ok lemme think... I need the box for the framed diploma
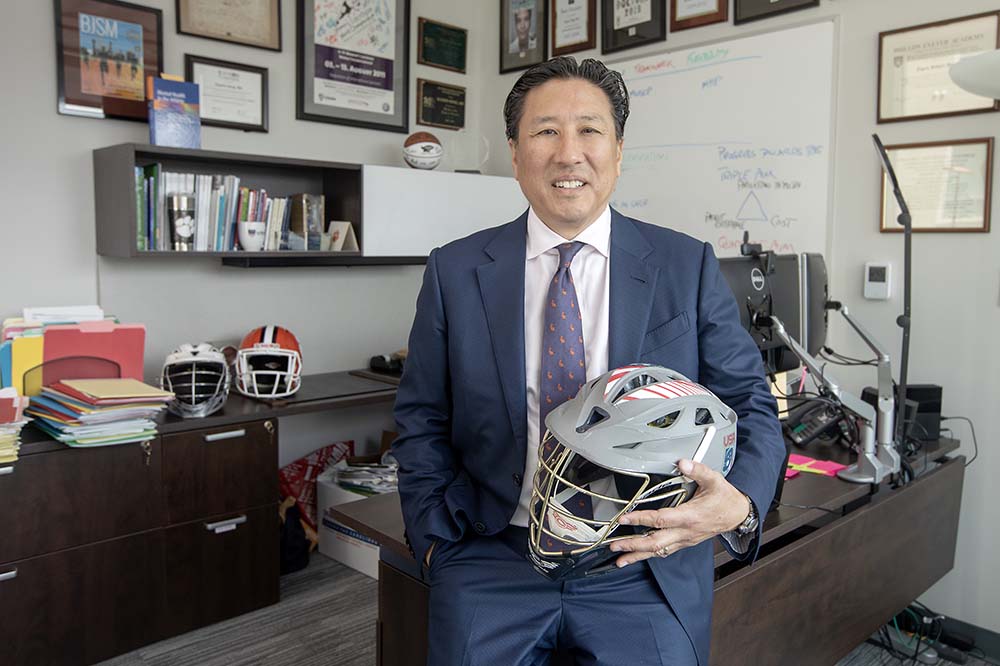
[501,0,548,73]
[551,0,596,56]
[176,0,281,51]
[54,0,163,122]
[671,0,727,33]
[734,0,818,25]
[418,18,467,74]
[878,12,1000,124]
[185,55,268,132]
[296,0,410,133]
[601,0,665,55]
[417,79,466,131]
[880,138,993,233]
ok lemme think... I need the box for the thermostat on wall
[864,262,891,300]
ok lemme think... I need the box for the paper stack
[329,458,398,496]
[0,387,30,463]
[26,378,173,447]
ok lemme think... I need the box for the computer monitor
[799,253,828,355]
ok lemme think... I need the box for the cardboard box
[316,473,379,579]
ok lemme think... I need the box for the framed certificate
[670,0,727,33]
[297,0,410,133]
[879,138,993,233]
[185,55,268,132]
[551,0,596,56]
[734,0,818,25]
[601,0,665,55]
[417,79,466,131]
[176,0,281,51]
[501,0,548,73]
[418,18,467,74]
[878,12,1000,124]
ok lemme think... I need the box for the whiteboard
[609,21,836,256]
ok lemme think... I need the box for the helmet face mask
[234,326,303,400]
[161,343,230,418]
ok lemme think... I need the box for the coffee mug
[237,220,267,252]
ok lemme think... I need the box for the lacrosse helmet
[234,325,303,399]
[528,364,738,581]
[161,343,230,418]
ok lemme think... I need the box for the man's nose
[554,133,583,164]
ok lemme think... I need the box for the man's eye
[582,127,599,134]
[536,129,557,136]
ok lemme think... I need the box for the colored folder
[41,322,145,385]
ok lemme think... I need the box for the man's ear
[508,137,519,179]
[615,138,623,177]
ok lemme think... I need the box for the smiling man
[392,57,785,665]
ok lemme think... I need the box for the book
[147,76,201,149]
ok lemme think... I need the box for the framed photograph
[297,0,410,133]
[176,0,281,51]
[418,18,467,74]
[417,79,466,130]
[601,0,666,55]
[671,0,727,32]
[878,12,1000,124]
[185,55,268,132]
[54,0,163,121]
[500,0,548,74]
[551,0,595,56]
[879,138,993,233]
[734,0,818,25]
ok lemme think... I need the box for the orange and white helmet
[234,325,302,399]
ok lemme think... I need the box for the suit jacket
[392,209,786,665]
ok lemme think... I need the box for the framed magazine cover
[601,0,666,55]
[54,0,163,121]
[500,0,548,74]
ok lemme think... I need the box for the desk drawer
[0,440,163,564]
[162,419,277,525]
[162,503,279,636]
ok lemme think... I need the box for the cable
[776,501,840,515]
[970,648,1000,666]
[941,415,979,468]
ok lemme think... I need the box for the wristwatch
[734,493,759,537]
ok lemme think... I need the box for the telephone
[783,400,845,447]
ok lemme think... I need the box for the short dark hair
[503,56,630,142]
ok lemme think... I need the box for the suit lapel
[609,210,658,368]
[477,214,528,446]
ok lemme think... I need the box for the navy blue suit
[393,209,786,664]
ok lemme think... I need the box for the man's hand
[609,458,750,567]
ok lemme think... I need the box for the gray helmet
[528,364,737,580]
[160,343,230,418]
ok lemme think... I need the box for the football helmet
[160,343,230,418]
[234,325,303,399]
[528,364,738,581]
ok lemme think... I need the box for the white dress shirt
[510,206,611,528]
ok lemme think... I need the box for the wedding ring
[655,545,670,558]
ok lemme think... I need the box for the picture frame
[734,0,818,25]
[417,78,466,131]
[185,55,269,132]
[877,12,1000,124]
[601,0,666,55]
[176,0,281,51]
[879,138,993,233]
[550,0,596,57]
[54,0,163,121]
[418,18,467,74]
[500,0,548,74]
[296,0,410,133]
[671,0,727,33]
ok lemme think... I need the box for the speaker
[861,384,942,441]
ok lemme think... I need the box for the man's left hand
[609,458,750,567]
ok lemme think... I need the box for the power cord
[941,416,979,468]
[775,501,840,515]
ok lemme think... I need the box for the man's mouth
[553,179,586,189]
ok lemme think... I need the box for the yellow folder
[11,335,43,395]
[59,378,173,400]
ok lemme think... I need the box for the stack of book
[328,458,399,496]
[26,378,173,447]
[0,387,30,464]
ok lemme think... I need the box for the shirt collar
[526,206,611,260]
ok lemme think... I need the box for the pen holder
[237,220,267,252]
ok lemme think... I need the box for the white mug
[237,220,267,252]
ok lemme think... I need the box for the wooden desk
[333,440,965,666]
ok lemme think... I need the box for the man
[393,57,786,665]
[510,7,535,54]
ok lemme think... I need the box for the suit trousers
[425,525,699,666]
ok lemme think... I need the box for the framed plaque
[601,0,666,55]
[185,55,268,132]
[671,0,727,32]
[878,12,1000,124]
[551,0,596,56]
[734,0,818,25]
[417,79,466,130]
[879,138,993,233]
[297,0,410,133]
[500,0,548,74]
[418,18,467,74]
[176,0,281,51]
[55,0,163,121]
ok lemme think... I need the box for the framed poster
[551,0,596,56]
[418,18,467,74]
[185,55,268,132]
[297,0,410,133]
[176,0,281,51]
[879,138,993,233]
[417,79,466,130]
[500,0,548,73]
[734,0,818,25]
[601,0,666,55]
[877,12,1000,124]
[671,0,727,32]
[54,0,163,121]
